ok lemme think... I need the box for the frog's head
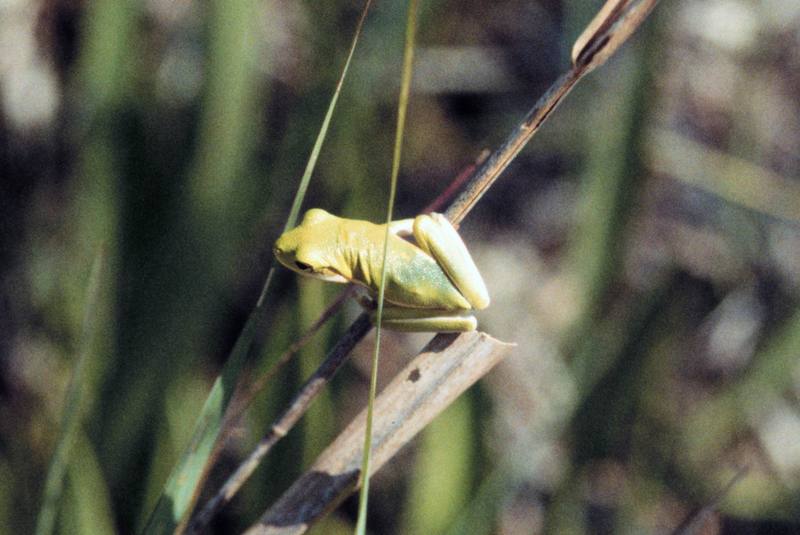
[273,208,350,283]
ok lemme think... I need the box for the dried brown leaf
[243,332,513,535]
[572,0,660,73]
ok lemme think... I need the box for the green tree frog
[273,208,490,332]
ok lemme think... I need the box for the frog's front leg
[369,304,478,332]
[412,213,490,310]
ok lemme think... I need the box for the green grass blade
[403,397,474,535]
[284,0,374,233]
[62,434,116,535]
[141,3,373,533]
[35,250,105,535]
[443,468,508,535]
[142,308,264,535]
[355,1,418,533]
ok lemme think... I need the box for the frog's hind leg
[412,213,490,310]
[369,306,477,332]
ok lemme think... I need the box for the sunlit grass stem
[355,0,418,533]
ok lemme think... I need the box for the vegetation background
[2,0,799,533]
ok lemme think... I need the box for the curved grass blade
[355,1,419,533]
[141,3,374,533]
[35,249,105,535]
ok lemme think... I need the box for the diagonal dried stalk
[244,332,514,535]
[186,315,373,534]
[187,0,661,530]
[572,0,660,74]
[446,0,661,225]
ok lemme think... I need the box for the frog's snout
[272,244,283,264]
[273,234,290,258]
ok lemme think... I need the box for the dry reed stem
[186,314,373,534]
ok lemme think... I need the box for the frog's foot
[368,306,477,332]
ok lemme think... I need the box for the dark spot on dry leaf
[407,368,421,382]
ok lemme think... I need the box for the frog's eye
[295,261,313,272]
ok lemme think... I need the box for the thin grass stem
[355,1,418,533]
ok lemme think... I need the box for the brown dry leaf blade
[244,331,513,535]
[571,0,659,72]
